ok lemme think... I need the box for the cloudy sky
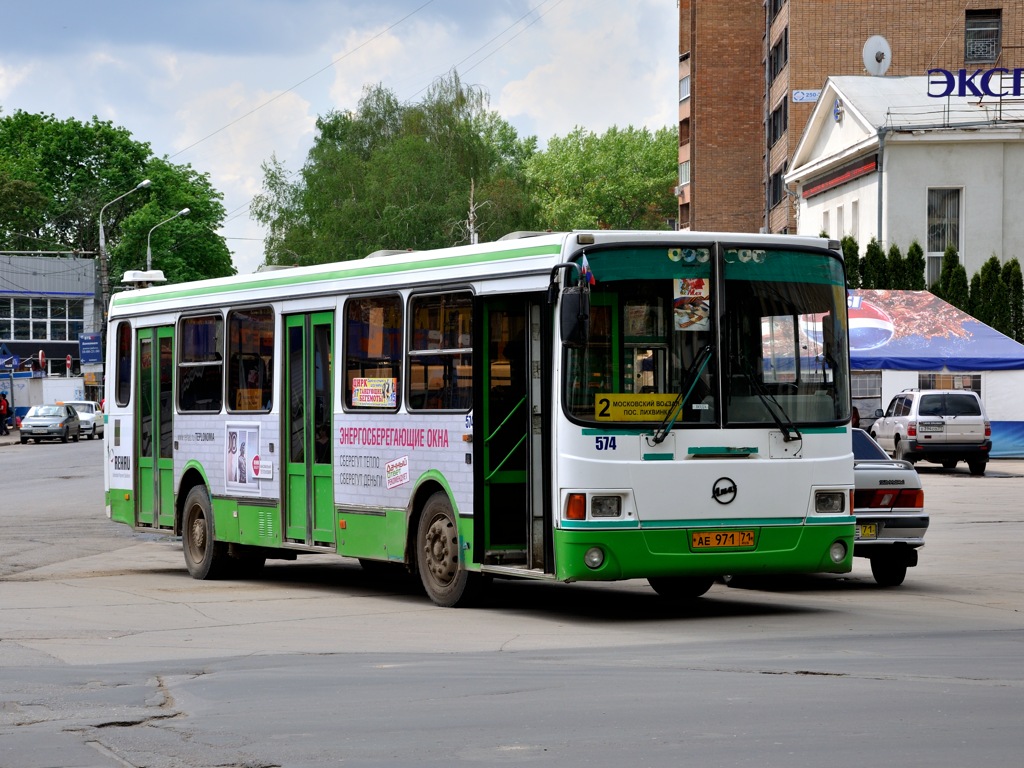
[0,0,677,275]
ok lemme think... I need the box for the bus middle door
[135,326,175,529]
[476,297,550,572]
[283,312,335,547]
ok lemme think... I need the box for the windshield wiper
[741,369,802,443]
[652,344,713,444]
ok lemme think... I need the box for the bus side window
[344,295,402,410]
[178,314,224,413]
[408,291,472,411]
[226,306,274,412]
[115,320,132,407]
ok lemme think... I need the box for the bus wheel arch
[181,481,229,580]
[411,487,484,607]
[176,467,209,536]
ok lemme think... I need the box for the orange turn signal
[566,493,586,520]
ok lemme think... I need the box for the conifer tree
[934,243,969,310]
[862,237,887,288]
[904,240,927,290]
[887,243,906,289]
[841,235,860,288]
[1001,258,1024,342]
[978,255,1010,334]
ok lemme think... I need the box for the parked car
[60,400,104,439]
[20,404,81,444]
[853,427,928,586]
[869,388,991,475]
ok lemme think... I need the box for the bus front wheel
[648,576,715,600]
[416,492,483,607]
[183,485,229,580]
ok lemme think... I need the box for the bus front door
[135,326,175,529]
[283,312,335,547]
[477,298,550,571]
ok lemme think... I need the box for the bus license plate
[692,530,755,549]
[857,523,877,540]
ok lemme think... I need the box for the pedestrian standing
[0,392,10,435]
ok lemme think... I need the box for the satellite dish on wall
[862,35,892,76]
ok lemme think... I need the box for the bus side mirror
[560,286,590,348]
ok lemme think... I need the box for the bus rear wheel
[416,492,483,607]
[648,576,715,600]
[183,485,229,580]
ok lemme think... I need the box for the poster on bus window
[352,377,397,408]
[674,277,710,331]
[226,423,261,493]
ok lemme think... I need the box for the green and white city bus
[104,230,855,606]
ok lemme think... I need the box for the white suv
[62,400,104,440]
[870,389,991,475]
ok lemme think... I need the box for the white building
[785,75,1024,286]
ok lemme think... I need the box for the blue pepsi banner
[848,290,1024,371]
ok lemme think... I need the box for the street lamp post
[146,208,190,271]
[98,179,151,318]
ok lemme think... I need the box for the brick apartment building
[677,1,1024,235]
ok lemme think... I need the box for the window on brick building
[678,75,690,102]
[767,101,788,148]
[768,28,788,86]
[768,0,786,25]
[678,161,690,187]
[965,10,1001,63]
[768,163,787,209]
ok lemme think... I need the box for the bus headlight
[814,491,846,514]
[590,496,622,518]
[584,547,605,569]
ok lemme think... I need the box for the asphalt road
[1,438,1022,768]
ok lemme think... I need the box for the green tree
[841,235,860,288]
[0,111,151,254]
[887,243,906,289]
[525,125,677,230]
[862,237,887,288]
[968,272,983,318]
[976,255,1009,334]
[113,158,234,285]
[253,73,540,267]
[934,243,969,310]
[0,170,48,242]
[0,111,234,285]
[904,240,927,290]
[1001,258,1024,342]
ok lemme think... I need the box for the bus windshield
[564,244,850,428]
